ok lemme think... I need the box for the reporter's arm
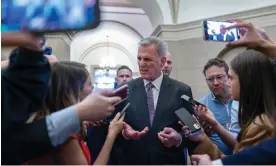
[1,44,52,164]
[189,132,224,160]
[46,106,81,146]
[1,32,42,49]
[213,124,236,149]
[3,48,51,105]
[258,39,276,59]
[93,134,117,165]
[59,139,88,165]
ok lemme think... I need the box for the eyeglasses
[206,74,227,84]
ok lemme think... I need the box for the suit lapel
[131,78,151,128]
[152,76,172,129]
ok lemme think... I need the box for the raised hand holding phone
[181,95,213,135]
[181,95,206,107]
[108,112,126,138]
[194,105,218,128]
[175,107,201,133]
[112,84,129,106]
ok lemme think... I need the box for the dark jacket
[1,48,53,164]
[222,138,276,165]
[111,76,198,165]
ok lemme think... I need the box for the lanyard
[225,101,233,130]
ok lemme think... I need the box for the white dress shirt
[143,74,163,109]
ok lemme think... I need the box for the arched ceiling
[70,21,142,72]
[128,0,165,29]
[67,0,276,41]
[101,0,167,28]
[98,0,276,26]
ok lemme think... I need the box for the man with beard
[199,58,240,155]
[162,52,173,76]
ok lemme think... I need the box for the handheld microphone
[181,94,206,107]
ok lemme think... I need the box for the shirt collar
[143,74,163,91]
[210,92,231,104]
[211,93,217,100]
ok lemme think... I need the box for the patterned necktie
[146,82,155,125]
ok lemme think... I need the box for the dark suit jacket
[1,48,53,164]
[221,138,276,165]
[112,75,198,165]
[216,32,235,41]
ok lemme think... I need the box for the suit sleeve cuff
[212,159,223,165]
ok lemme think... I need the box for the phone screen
[203,20,240,42]
[1,0,100,33]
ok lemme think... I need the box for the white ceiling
[100,0,276,27]
[178,0,276,23]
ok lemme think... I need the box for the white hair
[138,36,168,57]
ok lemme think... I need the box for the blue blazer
[221,138,276,165]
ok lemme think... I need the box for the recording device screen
[1,0,99,33]
[203,20,240,42]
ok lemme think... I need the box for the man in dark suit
[111,36,201,165]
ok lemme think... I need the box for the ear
[160,56,166,67]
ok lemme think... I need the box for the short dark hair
[203,58,229,76]
[117,65,132,75]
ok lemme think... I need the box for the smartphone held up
[203,20,240,42]
[112,84,129,106]
[1,0,100,33]
[175,107,201,133]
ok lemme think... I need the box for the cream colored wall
[1,34,70,61]
[45,37,70,61]
[177,0,276,23]
[70,22,141,73]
